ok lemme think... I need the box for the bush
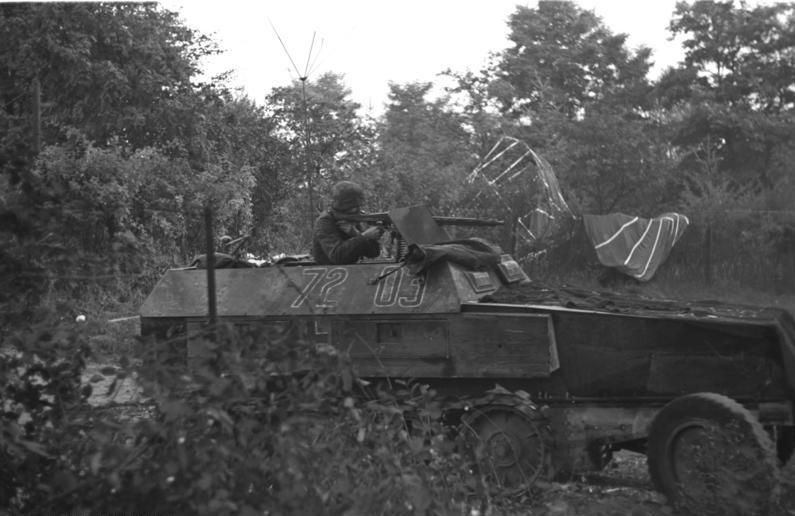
[2,322,486,515]
[0,317,92,511]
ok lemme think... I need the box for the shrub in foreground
[3,322,490,515]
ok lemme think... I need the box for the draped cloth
[405,238,502,275]
[583,212,689,282]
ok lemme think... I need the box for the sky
[159,0,686,113]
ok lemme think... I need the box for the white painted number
[290,267,349,309]
[290,266,425,310]
[374,267,426,308]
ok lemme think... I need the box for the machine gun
[339,206,504,262]
[342,211,504,230]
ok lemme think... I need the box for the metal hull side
[464,302,792,399]
[139,262,502,319]
[334,311,557,379]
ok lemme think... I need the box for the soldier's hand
[361,225,384,240]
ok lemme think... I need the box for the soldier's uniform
[312,181,381,265]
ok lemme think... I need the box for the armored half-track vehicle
[140,205,795,513]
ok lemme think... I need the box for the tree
[178,89,279,254]
[664,1,795,187]
[0,2,282,245]
[481,1,664,216]
[265,73,376,250]
[0,2,217,156]
[562,109,672,214]
[0,2,278,315]
[496,1,652,120]
[670,0,795,110]
[441,67,506,161]
[658,1,795,281]
[364,82,473,214]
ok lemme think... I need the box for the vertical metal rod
[301,78,315,232]
[704,224,712,287]
[204,206,217,329]
[31,77,41,154]
[510,215,518,257]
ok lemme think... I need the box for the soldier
[312,181,384,265]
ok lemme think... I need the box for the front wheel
[466,405,550,493]
[647,392,778,516]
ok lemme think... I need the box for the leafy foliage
[0,319,91,511]
[0,2,278,308]
[452,1,668,217]
[4,1,795,512]
[665,1,795,186]
[363,82,474,214]
[2,323,488,515]
[497,1,653,119]
[0,2,215,152]
[264,73,377,251]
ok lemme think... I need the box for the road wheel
[647,392,778,516]
[467,406,550,493]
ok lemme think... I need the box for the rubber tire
[647,392,778,516]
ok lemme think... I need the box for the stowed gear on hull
[140,205,795,511]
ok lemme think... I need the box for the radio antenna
[268,18,302,78]
[268,19,321,235]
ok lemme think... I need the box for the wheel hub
[670,424,715,487]
[470,406,548,491]
[486,430,520,467]
[647,394,779,516]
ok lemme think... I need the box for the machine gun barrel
[433,216,504,227]
[344,212,503,227]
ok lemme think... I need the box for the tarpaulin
[583,212,689,282]
[405,238,502,275]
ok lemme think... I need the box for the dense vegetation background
[1,1,795,514]
[3,1,795,316]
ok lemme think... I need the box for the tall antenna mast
[270,20,320,233]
